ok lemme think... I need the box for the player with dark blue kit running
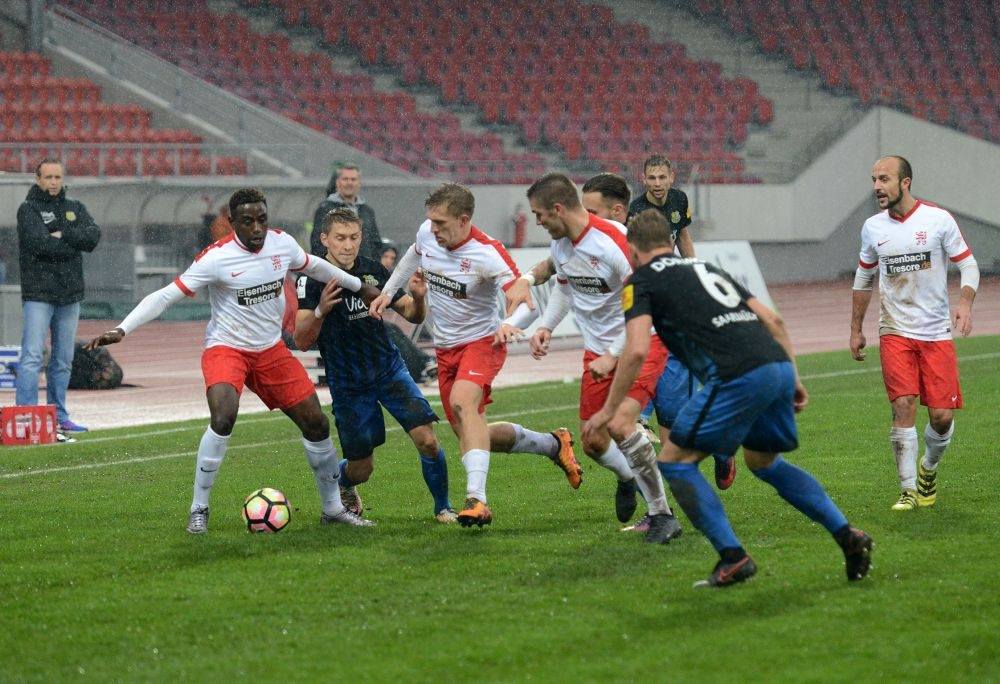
[584,209,873,588]
[295,207,457,524]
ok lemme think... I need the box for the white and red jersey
[858,200,973,341]
[413,220,520,349]
[549,216,632,354]
[176,229,311,351]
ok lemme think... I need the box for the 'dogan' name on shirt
[237,278,283,306]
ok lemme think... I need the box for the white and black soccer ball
[242,487,291,533]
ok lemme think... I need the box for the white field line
[4,351,997,480]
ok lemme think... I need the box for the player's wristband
[522,273,536,286]
[314,306,325,320]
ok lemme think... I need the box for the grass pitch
[2,337,999,682]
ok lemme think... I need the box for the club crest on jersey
[65,211,77,222]
[362,274,379,286]
[459,258,472,273]
[915,231,927,245]
[590,256,600,269]
[271,255,282,271]
[670,210,681,224]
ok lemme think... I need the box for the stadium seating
[269,0,769,182]
[692,0,1000,144]
[0,50,248,176]
[54,0,766,183]
[54,0,547,184]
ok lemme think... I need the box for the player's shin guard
[303,436,343,514]
[890,426,919,490]
[619,430,671,515]
[421,448,451,513]
[750,456,848,534]
[922,421,953,469]
[461,448,490,502]
[192,426,229,509]
[658,461,740,552]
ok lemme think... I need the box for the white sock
[890,426,918,490]
[303,436,343,516]
[618,430,671,515]
[462,448,490,502]
[921,422,953,470]
[510,423,559,457]
[594,442,634,482]
[191,426,229,511]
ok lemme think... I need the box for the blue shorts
[651,353,697,429]
[330,354,439,460]
[668,361,799,457]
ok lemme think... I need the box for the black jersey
[627,188,692,243]
[624,254,788,383]
[297,256,405,390]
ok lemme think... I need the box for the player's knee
[411,428,440,456]
[209,414,237,436]
[348,458,374,483]
[299,411,330,442]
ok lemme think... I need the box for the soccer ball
[242,487,291,533]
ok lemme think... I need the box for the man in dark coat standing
[15,158,101,436]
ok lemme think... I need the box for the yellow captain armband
[621,284,634,311]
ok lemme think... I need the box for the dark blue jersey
[624,255,787,383]
[296,256,406,390]
[627,188,691,243]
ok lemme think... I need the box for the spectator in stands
[15,158,101,439]
[379,244,398,271]
[294,208,457,523]
[627,154,695,258]
[310,163,383,261]
[850,155,979,512]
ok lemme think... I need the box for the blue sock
[640,400,654,422]
[338,459,357,489]
[421,448,451,513]
[658,461,740,552]
[751,456,848,534]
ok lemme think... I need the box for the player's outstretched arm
[504,257,555,315]
[84,283,186,350]
[84,327,124,351]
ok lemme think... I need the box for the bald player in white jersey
[850,155,978,511]
[526,172,682,545]
[86,188,381,532]
[371,182,583,528]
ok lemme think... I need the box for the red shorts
[202,342,315,411]
[879,334,963,408]
[435,336,507,424]
[579,335,668,420]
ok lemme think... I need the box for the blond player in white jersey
[850,156,979,511]
[86,188,382,532]
[370,183,583,528]
[525,173,682,544]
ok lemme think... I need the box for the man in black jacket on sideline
[15,158,101,438]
